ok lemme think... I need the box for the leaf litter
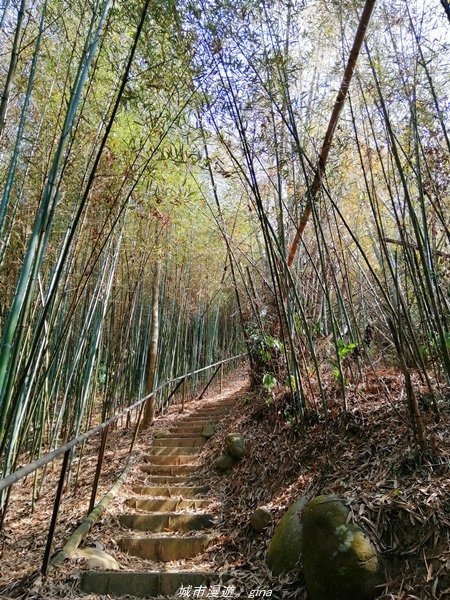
[0,368,449,599]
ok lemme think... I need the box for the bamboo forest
[0,0,448,598]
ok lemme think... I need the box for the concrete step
[198,405,233,410]
[195,410,229,416]
[141,464,199,476]
[172,422,212,429]
[180,413,221,418]
[119,512,216,532]
[178,417,219,423]
[125,497,211,511]
[80,570,219,597]
[118,534,212,561]
[169,429,209,436]
[153,437,205,447]
[154,432,207,439]
[133,485,209,497]
[171,425,210,437]
[173,419,216,426]
[149,446,200,456]
[142,475,195,485]
[144,455,199,465]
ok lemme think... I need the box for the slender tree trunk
[441,0,450,23]
[0,0,27,140]
[0,1,12,31]
[142,259,161,429]
[287,0,377,266]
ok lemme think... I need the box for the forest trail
[77,377,248,598]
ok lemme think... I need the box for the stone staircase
[79,397,236,598]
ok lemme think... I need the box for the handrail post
[42,448,70,576]
[88,425,109,514]
[0,486,12,533]
[181,377,186,413]
[220,363,224,394]
[198,364,222,400]
[130,400,146,453]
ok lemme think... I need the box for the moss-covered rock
[250,506,271,532]
[202,423,216,439]
[302,495,384,600]
[214,453,234,472]
[266,496,308,575]
[225,433,246,459]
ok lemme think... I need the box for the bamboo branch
[383,237,450,260]
[287,0,377,267]
[0,0,26,139]
[441,0,450,23]
[51,454,133,567]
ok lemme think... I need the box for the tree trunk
[287,0,377,267]
[0,0,27,140]
[441,0,450,23]
[142,259,161,429]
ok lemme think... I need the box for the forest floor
[0,367,449,599]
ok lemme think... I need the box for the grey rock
[225,433,246,459]
[250,506,271,532]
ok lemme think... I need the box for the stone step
[170,428,209,436]
[118,534,212,561]
[133,485,209,497]
[174,419,216,426]
[163,426,208,441]
[179,417,220,423]
[170,421,214,437]
[125,497,211,511]
[143,475,195,485]
[194,407,231,413]
[153,437,205,447]
[141,464,199,476]
[144,454,198,465]
[80,570,219,597]
[182,412,221,418]
[195,410,229,416]
[119,512,216,532]
[149,446,200,456]
[198,402,235,408]
[194,406,227,410]
[172,421,213,428]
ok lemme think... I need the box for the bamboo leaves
[0,0,113,443]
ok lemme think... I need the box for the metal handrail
[0,353,244,493]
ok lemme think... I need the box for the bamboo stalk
[287,0,377,266]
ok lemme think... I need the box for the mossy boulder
[250,506,271,532]
[225,433,246,459]
[214,454,234,472]
[202,423,216,439]
[302,495,384,600]
[266,496,308,575]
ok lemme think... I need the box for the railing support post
[88,425,109,514]
[130,400,145,453]
[181,377,187,413]
[42,449,70,576]
[0,486,12,532]
[220,363,224,394]
[198,364,221,400]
